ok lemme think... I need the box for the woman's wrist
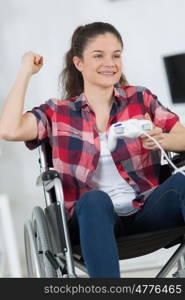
[17,66,33,79]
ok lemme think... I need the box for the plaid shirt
[25,85,179,219]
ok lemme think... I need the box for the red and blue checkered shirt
[25,85,179,219]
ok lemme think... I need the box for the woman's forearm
[141,124,185,152]
[162,132,185,152]
[0,68,31,138]
[0,52,43,140]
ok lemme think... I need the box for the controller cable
[142,131,185,176]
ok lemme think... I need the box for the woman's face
[73,33,123,89]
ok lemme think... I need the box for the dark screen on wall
[163,53,185,103]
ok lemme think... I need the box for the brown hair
[59,22,128,99]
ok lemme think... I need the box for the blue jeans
[68,173,185,278]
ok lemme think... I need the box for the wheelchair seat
[24,139,185,278]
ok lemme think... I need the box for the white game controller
[108,119,153,152]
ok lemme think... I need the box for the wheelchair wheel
[24,206,57,277]
[173,255,185,278]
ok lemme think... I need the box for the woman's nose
[103,56,115,66]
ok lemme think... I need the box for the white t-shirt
[89,132,137,216]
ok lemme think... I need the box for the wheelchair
[24,140,185,278]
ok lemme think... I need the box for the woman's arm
[0,52,43,141]
[140,114,185,152]
[159,122,185,152]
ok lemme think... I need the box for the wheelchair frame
[24,142,185,278]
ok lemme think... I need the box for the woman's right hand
[20,51,44,76]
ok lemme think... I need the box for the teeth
[100,72,114,75]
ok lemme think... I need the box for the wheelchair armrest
[159,151,185,184]
[36,169,60,186]
[170,152,185,169]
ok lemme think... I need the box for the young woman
[1,22,185,278]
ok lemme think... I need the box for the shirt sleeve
[24,100,53,150]
[143,88,179,133]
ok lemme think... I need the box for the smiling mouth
[98,72,116,76]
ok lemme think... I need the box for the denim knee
[169,173,185,188]
[167,173,185,197]
[75,190,114,217]
[172,173,185,218]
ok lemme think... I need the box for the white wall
[0,0,185,277]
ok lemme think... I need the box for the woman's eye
[93,55,121,59]
[94,55,103,58]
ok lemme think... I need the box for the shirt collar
[73,83,127,112]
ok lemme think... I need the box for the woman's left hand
[140,113,165,150]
